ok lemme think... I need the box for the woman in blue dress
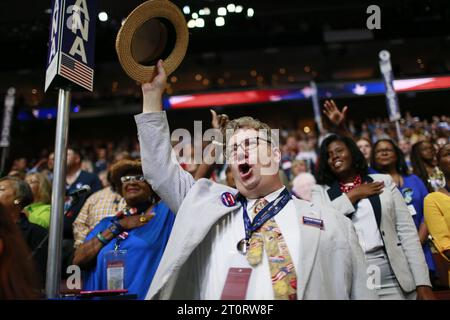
[371,139,436,279]
[73,159,175,299]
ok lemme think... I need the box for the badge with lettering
[105,250,127,290]
[221,192,237,207]
[302,216,324,230]
[407,204,417,216]
[221,267,252,300]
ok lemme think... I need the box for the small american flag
[60,52,93,91]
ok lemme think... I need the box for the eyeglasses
[226,137,269,159]
[120,175,145,183]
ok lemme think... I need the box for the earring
[13,199,20,206]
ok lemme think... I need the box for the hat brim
[116,0,188,83]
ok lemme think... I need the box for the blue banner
[45,0,97,91]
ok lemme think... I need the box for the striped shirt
[73,187,126,248]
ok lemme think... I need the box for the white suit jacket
[312,174,431,293]
[135,112,378,300]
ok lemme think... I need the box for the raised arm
[135,60,195,213]
[194,110,229,180]
[323,100,353,139]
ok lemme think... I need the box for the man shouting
[134,60,377,300]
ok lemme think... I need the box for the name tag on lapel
[302,216,324,230]
[407,204,417,216]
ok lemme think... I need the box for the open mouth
[238,163,253,180]
[333,160,343,169]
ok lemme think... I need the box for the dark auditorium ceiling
[1,0,450,103]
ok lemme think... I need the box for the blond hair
[25,172,52,204]
[224,116,278,147]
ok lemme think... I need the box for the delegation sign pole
[44,0,96,298]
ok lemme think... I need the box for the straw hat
[116,0,189,83]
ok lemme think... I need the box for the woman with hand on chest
[312,135,434,300]
[73,160,175,299]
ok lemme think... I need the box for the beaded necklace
[339,175,362,193]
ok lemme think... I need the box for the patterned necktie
[246,198,297,300]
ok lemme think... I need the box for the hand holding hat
[116,0,188,83]
[142,59,167,113]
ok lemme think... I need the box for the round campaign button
[221,192,237,207]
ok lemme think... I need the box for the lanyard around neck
[238,188,291,241]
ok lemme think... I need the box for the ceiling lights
[98,11,108,22]
[185,3,254,29]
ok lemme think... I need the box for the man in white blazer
[135,60,377,300]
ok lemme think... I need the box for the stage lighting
[98,12,108,22]
[218,7,227,16]
[227,4,236,12]
[187,19,196,28]
[215,17,225,27]
[195,18,205,28]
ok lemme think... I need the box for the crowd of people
[1,62,449,300]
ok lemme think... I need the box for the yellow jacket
[424,192,450,253]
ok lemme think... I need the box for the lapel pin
[221,192,237,207]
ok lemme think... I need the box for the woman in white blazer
[312,134,434,300]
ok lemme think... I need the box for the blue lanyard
[238,188,291,241]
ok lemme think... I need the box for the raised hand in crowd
[194,110,230,180]
[346,181,385,205]
[210,109,229,130]
[323,99,348,127]
[323,99,353,138]
[31,158,48,171]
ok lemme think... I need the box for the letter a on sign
[69,36,87,63]
[366,5,381,30]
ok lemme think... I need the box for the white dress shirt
[352,198,384,253]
